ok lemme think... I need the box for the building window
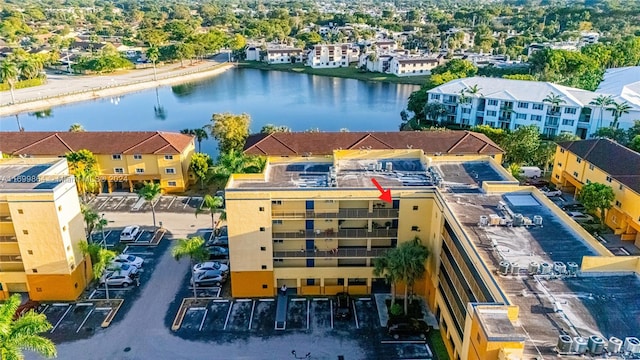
[486,110,497,117]
[586,179,591,184]
[555,174,560,179]
[531,115,542,121]
[272,200,282,205]
[167,181,177,187]
[58,205,62,211]
[36,287,42,292]
[165,168,176,174]
[573,171,579,177]
[133,154,142,160]
[27,250,33,255]
[272,220,283,225]
[260,246,266,251]
[22,230,28,235]
[164,155,174,160]
[260,227,266,232]
[259,207,265,211]
[462,108,471,114]
[557,162,562,167]
[562,119,575,126]
[273,240,283,243]
[516,113,527,120]
[606,176,612,182]
[517,102,529,109]
[560,149,565,153]
[589,164,594,170]
[564,107,577,114]
[112,154,122,160]
[615,200,622,207]
[262,284,268,289]
[261,265,267,269]
[17,209,23,214]
[114,168,124,174]
[532,103,544,110]
[576,157,582,163]
[62,226,67,231]
[488,99,498,106]
[411,226,420,231]
[619,184,623,190]
[430,94,440,100]
[32,269,37,273]
[135,168,144,174]
[413,206,419,211]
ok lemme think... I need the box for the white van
[519,166,542,178]
[120,226,141,242]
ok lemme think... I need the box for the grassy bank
[238,61,429,85]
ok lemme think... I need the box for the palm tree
[211,150,266,182]
[607,100,632,129]
[392,238,429,315]
[0,59,20,104]
[69,123,85,132]
[196,195,224,230]
[138,182,162,231]
[466,84,482,96]
[146,46,159,81]
[542,92,566,114]
[373,252,399,306]
[90,246,117,300]
[18,58,39,80]
[180,128,209,152]
[172,236,209,298]
[82,204,100,239]
[0,294,57,359]
[589,95,614,131]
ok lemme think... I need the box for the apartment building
[390,57,441,76]
[426,77,640,138]
[306,44,350,68]
[552,139,640,245]
[228,131,640,360]
[0,157,90,301]
[265,46,304,64]
[0,131,195,194]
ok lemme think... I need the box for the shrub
[0,77,45,91]
[390,303,403,316]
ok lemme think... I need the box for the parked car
[13,300,40,320]
[523,179,550,188]
[112,254,144,268]
[191,269,227,287]
[387,318,430,339]
[335,292,352,320]
[562,203,586,212]
[193,261,229,273]
[106,263,139,276]
[540,187,562,197]
[519,166,542,179]
[207,245,229,259]
[206,236,228,247]
[120,225,141,242]
[100,272,135,287]
[568,211,595,223]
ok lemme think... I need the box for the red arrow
[371,178,392,203]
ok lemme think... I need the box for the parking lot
[87,194,204,213]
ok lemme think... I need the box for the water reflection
[0,68,419,155]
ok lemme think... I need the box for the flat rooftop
[230,159,507,190]
[445,188,640,357]
[0,159,68,192]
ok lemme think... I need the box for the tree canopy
[208,113,251,154]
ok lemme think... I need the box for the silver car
[191,270,227,287]
[100,272,135,287]
[112,254,144,268]
[193,261,229,273]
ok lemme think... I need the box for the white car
[568,212,595,223]
[112,254,144,268]
[120,226,141,242]
[106,263,139,276]
[541,188,562,197]
[193,261,229,273]
[100,273,135,287]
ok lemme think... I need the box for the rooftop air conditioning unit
[557,335,573,353]
[624,337,640,353]
[608,337,623,353]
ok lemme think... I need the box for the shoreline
[236,61,429,85]
[0,62,235,117]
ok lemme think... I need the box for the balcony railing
[272,208,399,219]
[0,215,11,222]
[272,228,398,239]
[547,109,561,116]
[273,247,391,258]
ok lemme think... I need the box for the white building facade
[426,77,640,138]
[306,44,349,68]
[390,57,440,76]
[265,47,303,64]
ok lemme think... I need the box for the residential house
[0,131,195,194]
[265,46,304,64]
[389,56,441,76]
[306,44,350,68]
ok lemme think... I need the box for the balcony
[272,208,399,219]
[272,228,398,239]
[273,247,391,258]
[0,215,11,222]
[547,109,561,116]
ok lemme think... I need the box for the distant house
[306,44,350,68]
[69,41,108,52]
[265,46,303,64]
[245,46,260,61]
[390,56,441,76]
[374,39,397,53]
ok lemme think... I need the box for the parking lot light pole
[100,213,106,249]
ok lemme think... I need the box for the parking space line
[236,299,251,302]
[76,307,95,333]
[40,304,49,314]
[352,301,359,329]
[358,298,371,301]
[291,298,306,302]
[124,251,153,256]
[223,301,233,330]
[123,245,129,253]
[215,287,221,297]
[313,298,328,301]
[330,299,334,329]
[50,305,72,333]
[306,299,310,330]
[212,299,229,303]
[115,197,127,209]
[88,289,97,299]
[199,308,208,332]
[167,196,177,209]
[183,197,191,209]
[380,340,427,344]
[248,300,256,330]
[259,298,274,302]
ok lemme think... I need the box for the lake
[0,68,419,156]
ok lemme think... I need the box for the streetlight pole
[100,213,106,249]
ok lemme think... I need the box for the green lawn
[237,61,429,85]
[429,330,450,360]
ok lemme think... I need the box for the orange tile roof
[244,131,503,156]
[0,131,194,155]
